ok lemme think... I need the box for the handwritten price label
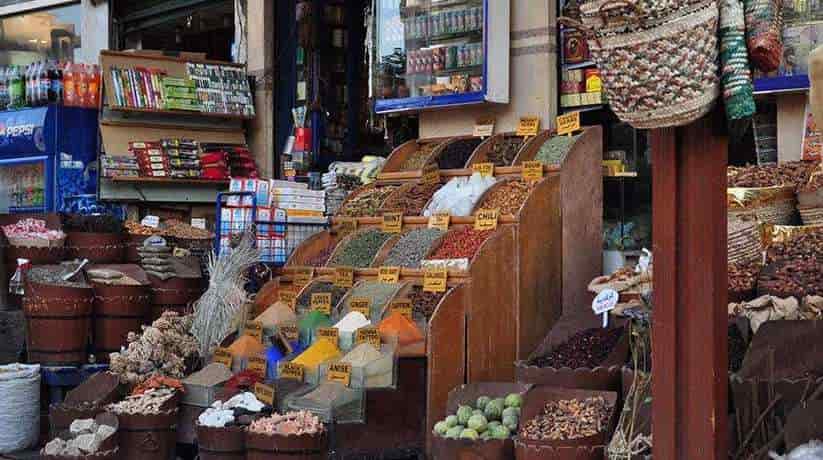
[424,266,448,293]
[278,290,297,309]
[382,212,403,234]
[254,383,275,406]
[517,116,541,137]
[280,362,304,381]
[379,266,401,284]
[337,218,358,235]
[474,209,500,231]
[213,347,232,368]
[473,119,495,138]
[327,362,352,386]
[557,112,581,136]
[429,212,450,231]
[334,266,354,288]
[522,161,544,182]
[472,162,495,178]
[355,327,382,348]
[293,267,314,287]
[350,297,372,319]
[244,321,263,342]
[280,324,299,342]
[391,299,413,320]
[311,293,332,315]
[317,328,340,347]
[247,356,267,377]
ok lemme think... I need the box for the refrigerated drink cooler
[0,105,99,213]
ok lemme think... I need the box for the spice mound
[728,161,816,189]
[380,182,442,216]
[381,228,444,268]
[427,228,493,260]
[198,392,266,428]
[107,387,177,415]
[519,396,612,441]
[337,185,398,217]
[161,218,213,240]
[379,312,424,346]
[343,281,400,319]
[424,174,497,217]
[534,135,580,166]
[109,311,199,384]
[475,180,535,216]
[249,411,324,436]
[296,281,347,314]
[42,418,117,457]
[401,142,440,170]
[486,136,525,166]
[436,138,483,169]
[530,327,624,369]
[328,229,393,268]
[408,287,445,320]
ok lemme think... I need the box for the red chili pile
[530,327,624,369]
[427,228,493,259]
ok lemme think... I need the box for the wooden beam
[651,116,729,459]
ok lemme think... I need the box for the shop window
[0,2,81,65]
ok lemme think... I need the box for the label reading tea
[278,291,297,309]
[379,266,401,284]
[522,161,544,182]
[248,356,267,377]
[327,362,352,386]
[280,362,304,381]
[317,328,340,346]
[356,327,382,348]
[473,119,495,138]
[293,267,314,287]
[424,267,448,293]
[475,209,500,231]
[254,383,275,406]
[280,324,299,342]
[382,212,403,234]
[244,321,264,341]
[516,116,541,137]
[337,218,358,236]
[557,112,581,136]
[472,162,495,178]
[428,212,450,231]
[213,348,232,368]
[311,293,332,315]
[391,299,413,320]
[141,215,160,228]
[350,297,372,319]
[334,266,354,288]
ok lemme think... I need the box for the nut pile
[758,259,823,298]
[530,327,624,369]
[109,311,199,384]
[486,136,525,166]
[382,228,445,268]
[408,287,445,319]
[401,142,440,170]
[249,411,324,436]
[519,397,612,441]
[337,185,398,217]
[328,229,393,268]
[728,161,816,189]
[162,219,213,240]
[125,220,158,236]
[729,261,762,295]
[380,182,442,215]
[475,180,535,216]
[427,228,493,260]
[107,387,177,415]
[767,230,823,264]
[436,138,483,169]
[2,218,65,242]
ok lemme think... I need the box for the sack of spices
[743,0,783,72]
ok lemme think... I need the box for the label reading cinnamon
[379,266,401,284]
[247,356,267,377]
[311,293,332,315]
[327,362,352,387]
[317,327,340,347]
[423,267,448,293]
[382,212,403,234]
[254,383,275,406]
[280,362,304,381]
[349,297,372,319]
[391,299,414,320]
[355,327,382,348]
[472,162,495,178]
[474,209,500,231]
[428,212,450,231]
[213,348,232,368]
[522,161,544,182]
[334,266,354,288]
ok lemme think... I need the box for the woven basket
[566,0,720,129]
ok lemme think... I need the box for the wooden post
[651,116,728,459]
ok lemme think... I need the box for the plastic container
[246,430,328,460]
[320,343,398,390]
[48,403,104,440]
[196,424,245,460]
[285,382,366,424]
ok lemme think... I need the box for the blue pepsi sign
[0,107,49,155]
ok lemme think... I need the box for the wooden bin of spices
[377,137,451,180]
[466,133,529,168]
[197,424,246,460]
[246,430,328,460]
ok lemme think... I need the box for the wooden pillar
[651,116,728,459]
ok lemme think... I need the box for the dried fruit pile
[728,161,816,189]
[529,327,623,369]
[519,396,612,441]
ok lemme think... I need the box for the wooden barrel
[246,431,328,460]
[148,275,205,306]
[196,424,245,460]
[48,403,104,440]
[117,411,177,460]
[24,281,93,365]
[91,282,151,362]
[66,232,126,264]
[5,243,65,265]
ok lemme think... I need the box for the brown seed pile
[436,138,483,170]
[486,136,524,166]
[767,229,823,264]
[408,286,445,319]
[475,180,536,216]
[758,259,823,298]
[338,185,398,217]
[729,261,762,294]
[380,182,442,215]
[728,162,817,190]
[401,143,440,170]
[519,397,612,441]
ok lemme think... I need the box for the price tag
[428,212,450,231]
[472,162,495,178]
[327,362,352,386]
[473,119,495,138]
[379,266,401,284]
[191,218,207,230]
[141,215,160,228]
[522,161,544,182]
[247,356,268,377]
[557,112,581,136]
[337,218,358,236]
[293,267,314,287]
[423,266,448,293]
[254,383,275,406]
[311,293,332,315]
[474,209,500,231]
[317,327,340,346]
[422,167,441,185]
[592,288,619,328]
[349,297,372,319]
[285,168,297,178]
[382,212,403,234]
[356,327,382,348]
[334,266,354,288]
[280,362,305,381]
[516,116,541,137]
[173,247,191,257]
[244,321,264,342]
[391,299,414,320]
[278,290,297,309]
[213,347,232,368]
[280,324,299,343]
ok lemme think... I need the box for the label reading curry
[378,266,401,284]
[522,161,544,182]
[356,327,382,348]
[317,327,340,346]
[423,266,448,293]
[516,116,541,137]
[293,267,314,287]
[474,209,500,231]
[472,162,495,178]
[334,266,354,288]
[244,321,264,342]
[254,383,275,406]
[382,212,403,234]
[247,356,267,377]
[428,212,450,231]
[213,347,232,368]
[327,362,352,387]
[311,293,332,315]
[350,297,372,319]
[278,290,297,309]
[280,324,299,342]
[391,299,413,320]
[280,362,304,381]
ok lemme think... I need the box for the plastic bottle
[87,64,100,108]
[63,62,76,107]
[39,61,51,105]
[8,67,22,108]
[0,67,7,110]
[50,61,63,104]
[76,64,88,108]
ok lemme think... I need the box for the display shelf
[562,60,596,70]
[106,105,254,121]
[106,176,230,186]
[560,103,605,113]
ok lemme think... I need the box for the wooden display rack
[264,127,602,454]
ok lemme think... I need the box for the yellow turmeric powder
[292,338,341,369]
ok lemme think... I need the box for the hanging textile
[720,0,756,120]
[743,0,783,72]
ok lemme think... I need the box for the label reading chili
[350,297,372,318]
[317,327,340,346]
[311,293,333,315]
[423,267,448,293]
[280,362,304,381]
[327,362,352,386]
[474,209,500,231]
[379,266,401,284]
[428,212,450,231]
[248,356,267,377]
[254,383,275,406]
[244,321,264,342]
[293,267,314,287]
[382,212,403,234]
[355,327,382,348]
[213,348,232,368]
[472,162,495,178]
[334,266,354,288]
[522,161,544,182]
[516,116,541,137]
[391,299,413,320]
